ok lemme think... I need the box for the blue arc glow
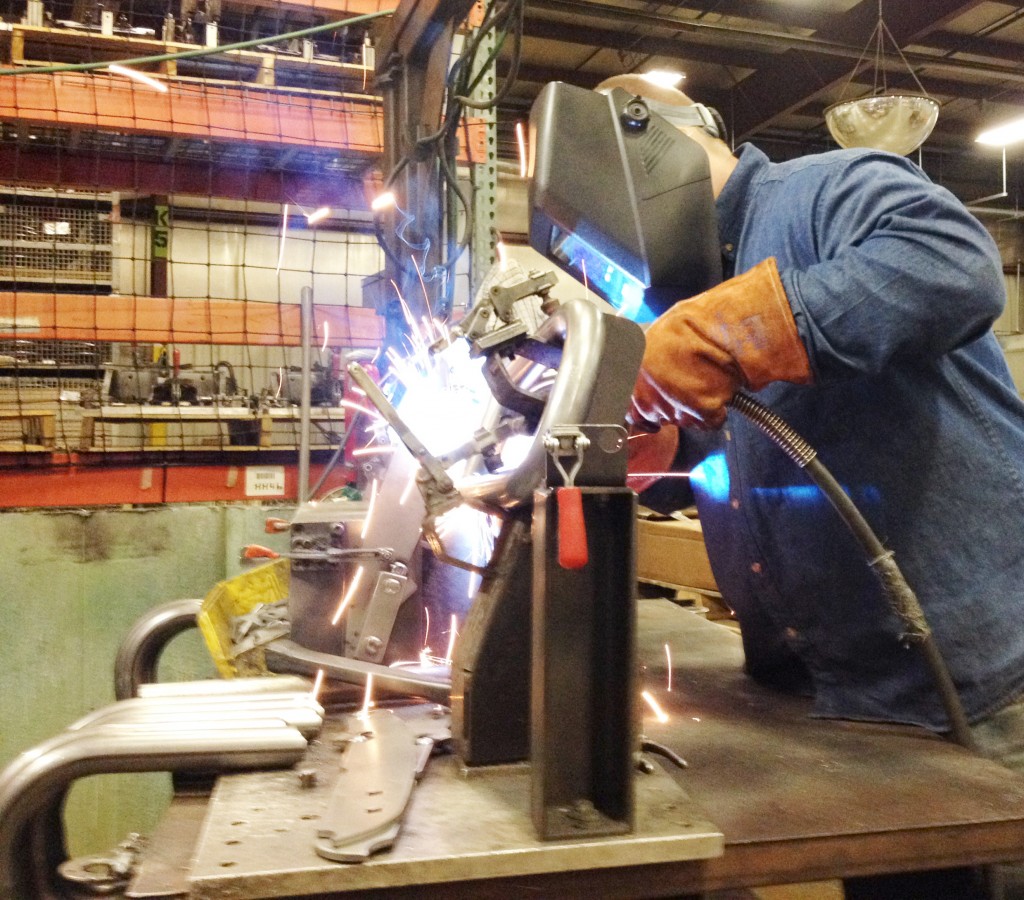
[548,227,657,323]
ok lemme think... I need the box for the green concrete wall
[0,503,292,857]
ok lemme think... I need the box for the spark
[423,606,431,649]
[412,256,433,317]
[311,668,324,700]
[359,673,375,719]
[665,643,673,692]
[641,690,670,724]
[515,120,528,178]
[581,258,590,302]
[331,566,364,625]
[275,204,289,274]
[389,280,430,361]
[306,206,331,225]
[371,191,396,211]
[420,315,438,342]
[385,347,406,373]
[444,614,459,665]
[626,472,692,479]
[361,478,379,541]
[351,444,396,458]
[275,366,284,398]
[390,280,421,337]
[321,320,330,353]
[340,399,383,420]
[400,470,418,506]
[108,63,168,93]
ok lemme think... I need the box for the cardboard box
[637,515,718,593]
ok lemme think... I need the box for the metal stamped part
[185,714,720,899]
[315,709,433,862]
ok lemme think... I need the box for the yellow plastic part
[197,558,290,678]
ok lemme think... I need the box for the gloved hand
[628,257,813,431]
[626,425,679,494]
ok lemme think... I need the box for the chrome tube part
[137,674,311,698]
[68,694,324,738]
[298,285,314,503]
[0,723,308,899]
[458,299,606,508]
[68,696,321,737]
[113,598,202,700]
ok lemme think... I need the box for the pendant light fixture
[824,0,939,156]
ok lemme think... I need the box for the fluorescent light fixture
[306,206,331,225]
[515,120,528,178]
[641,69,686,89]
[976,116,1024,147]
[107,64,168,93]
[371,191,396,211]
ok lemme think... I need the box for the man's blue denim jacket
[673,143,1024,732]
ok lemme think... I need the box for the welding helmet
[528,81,722,323]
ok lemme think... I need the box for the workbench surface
[131,600,1024,898]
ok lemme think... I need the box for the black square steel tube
[531,486,638,840]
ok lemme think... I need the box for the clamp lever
[544,427,590,570]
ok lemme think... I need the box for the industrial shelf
[2,24,377,92]
[0,291,384,346]
[79,404,346,452]
[0,70,385,153]
[0,407,54,449]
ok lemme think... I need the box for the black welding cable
[727,391,977,751]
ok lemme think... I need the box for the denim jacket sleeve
[778,154,1006,383]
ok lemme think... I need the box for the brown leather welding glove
[628,257,813,431]
[626,425,679,493]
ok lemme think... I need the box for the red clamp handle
[557,486,588,570]
[242,544,280,560]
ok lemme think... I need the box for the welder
[533,72,1024,899]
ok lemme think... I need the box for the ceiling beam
[524,0,838,32]
[522,15,781,72]
[915,29,1024,65]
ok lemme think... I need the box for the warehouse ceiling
[497,0,1024,208]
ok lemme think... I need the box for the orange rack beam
[0,73,385,153]
[0,292,384,347]
[0,459,354,508]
